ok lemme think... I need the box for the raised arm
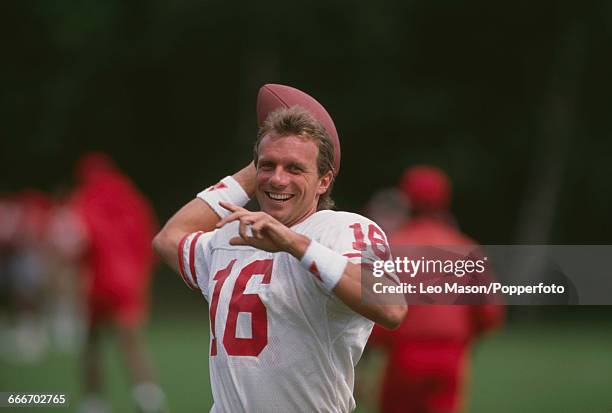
[152,162,256,272]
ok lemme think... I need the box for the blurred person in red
[0,190,53,362]
[56,152,166,413]
[368,165,504,413]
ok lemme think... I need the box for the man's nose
[269,166,290,187]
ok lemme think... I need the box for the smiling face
[255,133,332,227]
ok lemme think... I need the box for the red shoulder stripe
[177,233,197,290]
[189,232,205,288]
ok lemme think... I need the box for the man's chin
[260,204,288,223]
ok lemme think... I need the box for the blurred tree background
[2,0,611,245]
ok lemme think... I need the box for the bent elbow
[152,228,176,261]
[151,228,183,273]
[379,304,407,330]
[151,231,165,256]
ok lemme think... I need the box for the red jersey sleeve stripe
[189,231,205,289]
[177,233,197,291]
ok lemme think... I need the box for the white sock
[132,382,167,413]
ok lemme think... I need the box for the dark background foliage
[2,0,610,245]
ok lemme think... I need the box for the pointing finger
[216,210,249,228]
[219,201,240,212]
[219,201,249,214]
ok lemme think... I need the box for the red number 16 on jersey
[209,259,273,357]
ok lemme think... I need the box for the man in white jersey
[154,101,406,412]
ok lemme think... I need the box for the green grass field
[1,307,611,413]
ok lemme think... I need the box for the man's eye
[259,164,273,171]
[288,165,302,173]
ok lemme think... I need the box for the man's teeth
[267,192,293,201]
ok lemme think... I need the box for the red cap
[400,165,451,212]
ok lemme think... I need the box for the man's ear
[317,170,334,195]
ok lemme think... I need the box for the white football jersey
[178,210,391,413]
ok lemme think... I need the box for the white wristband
[300,240,348,293]
[197,176,250,218]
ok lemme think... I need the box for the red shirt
[371,216,503,347]
[71,164,157,296]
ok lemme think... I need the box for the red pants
[380,341,468,413]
